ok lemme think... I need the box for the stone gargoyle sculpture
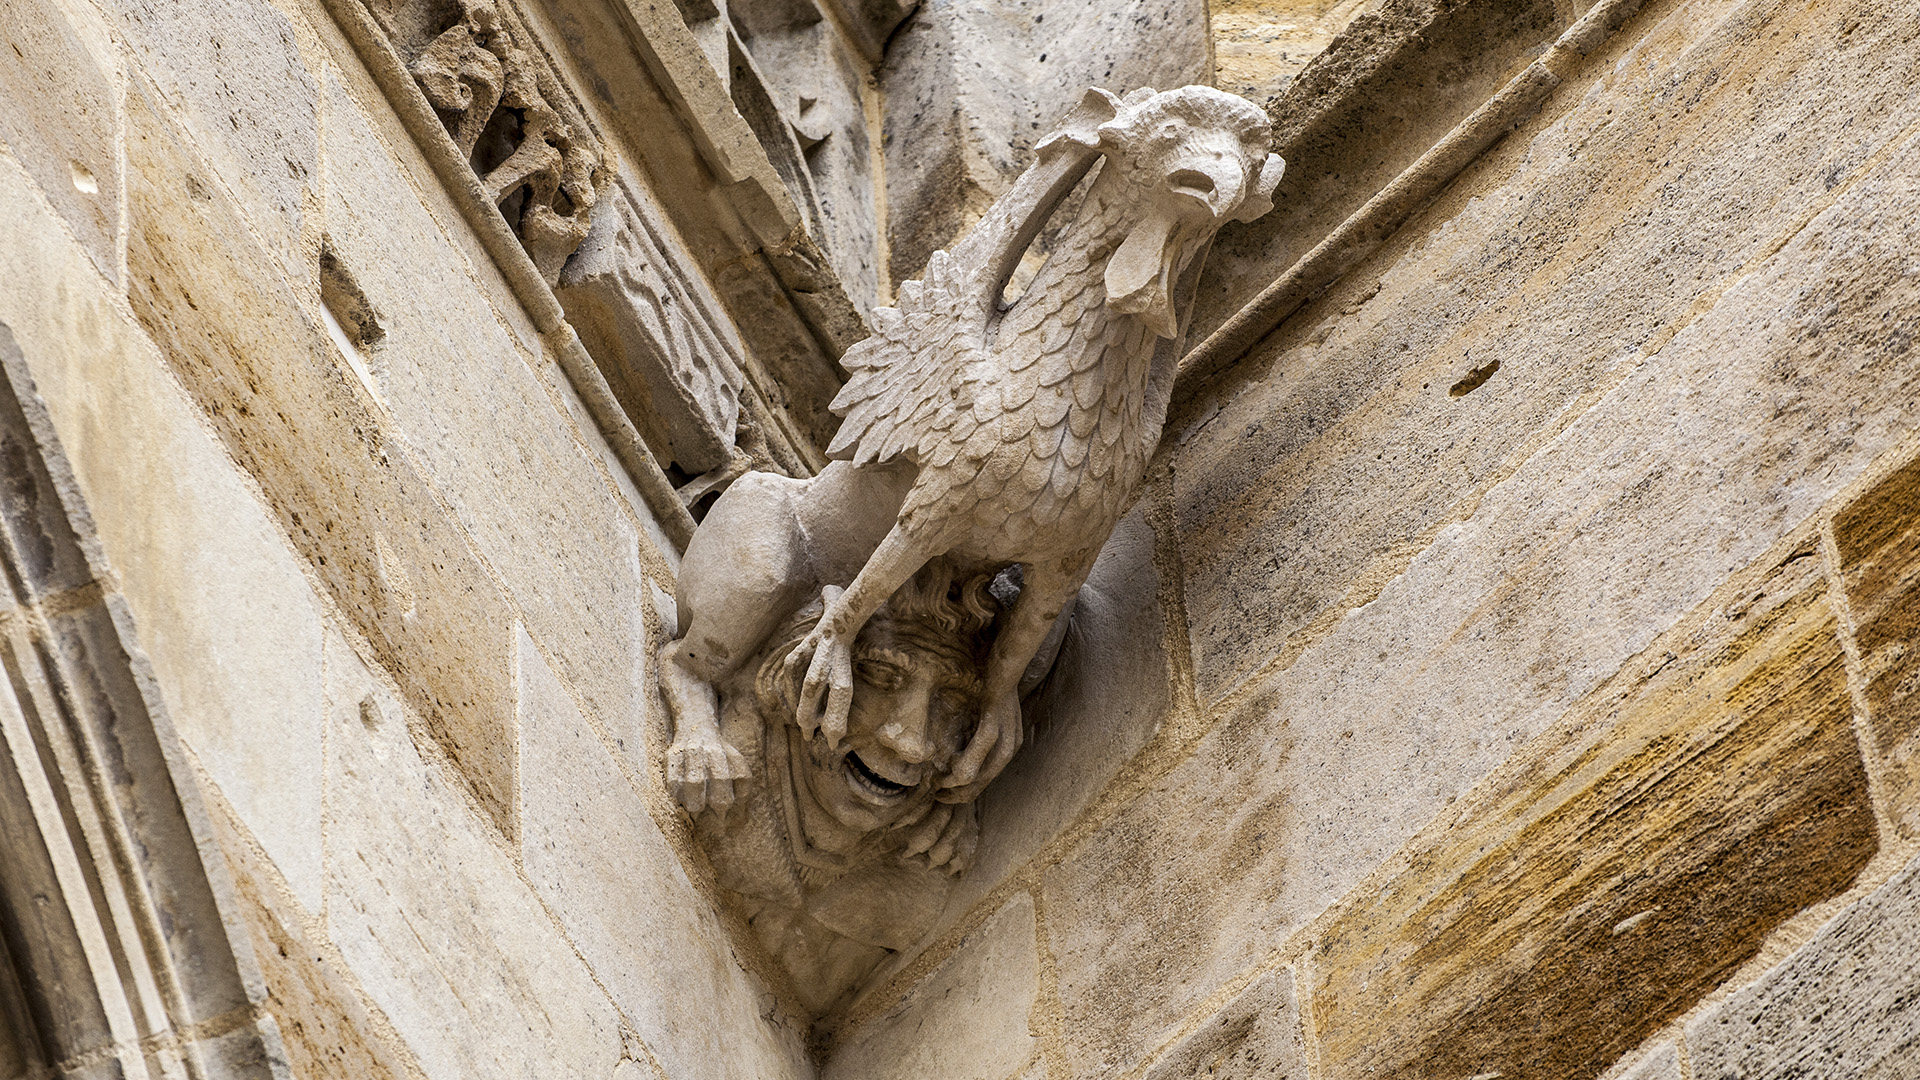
[657,84,1282,1011]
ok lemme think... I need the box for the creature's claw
[666,732,750,816]
[786,586,855,745]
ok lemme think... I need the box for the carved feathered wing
[826,248,994,466]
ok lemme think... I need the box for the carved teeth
[846,752,913,799]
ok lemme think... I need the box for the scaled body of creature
[661,84,1282,817]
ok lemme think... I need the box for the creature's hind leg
[661,472,811,813]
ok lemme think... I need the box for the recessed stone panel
[1308,554,1876,1080]
[323,629,625,1080]
[516,628,811,1080]
[1832,450,1920,840]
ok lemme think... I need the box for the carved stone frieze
[366,0,605,281]
[557,183,752,477]
[657,85,1282,1009]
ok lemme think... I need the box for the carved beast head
[1037,86,1284,336]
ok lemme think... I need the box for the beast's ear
[1231,153,1286,223]
[1035,87,1122,158]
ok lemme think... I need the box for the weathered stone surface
[323,627,626,1080]
[1208,0,1370,107]
[112,0,319,265]
[1832,450,1920,840]
[824,893,1039,1080]
[0,0,121,283]
[205,783,417,1080]
[319,70,657,784]
[1310,550,1875,1080]
[1605,1043,1683,1080]
[1688,851,1920,1079]
[123,82,519,831]
[1142,968,1305,1080]
[0,129,328,909]
[1187,0,1574,344]
[516,629,810,1080]
[1038,674,1303,1075]
[1176,0,1920,698]
[949,508,1170,918]
[1048,97,1920,1056]
[878,0,1211,285]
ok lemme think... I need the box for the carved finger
[822,639,854,749]
[677,764,708,815]
[798,640,836,734]
[943,711,1001,789]
[902,803,951,857]
[706,762,737,810]
[948,819,979,874]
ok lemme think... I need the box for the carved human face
[791,626,983,838]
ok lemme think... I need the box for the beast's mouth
[845,752,913,801]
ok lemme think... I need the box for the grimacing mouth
[844,752,914,801]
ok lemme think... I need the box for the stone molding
[0,324,287,1080]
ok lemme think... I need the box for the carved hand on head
[1039,85,1285,337]
[782,584,857,747]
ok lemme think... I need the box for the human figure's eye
[855,659,905,690]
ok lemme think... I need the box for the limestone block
[111,0,319,266]
[1831,451,1920,840]
[1209,0,1370,107]
[323,628,625,1080]
[123,83,519,830]
[1686,852,1920,1080]
[1176,0,1920,698]
[1308,551,1874,1080]
[1605,1044,1682,1080]
[0,0,122,283]
[824,893,1039,1080]
[950,509,1170,917]
[878,0,1211,284]
[1048,101,1920,1069]
[204,778,416,1080]
[1141,969,1305,1080]
[0,142,329,908]
[515,629,810,1080]
[318,71,657,783]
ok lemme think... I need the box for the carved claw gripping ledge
[657,85,1282,1013]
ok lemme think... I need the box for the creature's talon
[667,734,750,816]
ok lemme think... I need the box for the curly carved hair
[753,558,1002,719]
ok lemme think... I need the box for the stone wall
[825,0,1920,1077]
[4,0,1920,1074]
[0,0,821,1075]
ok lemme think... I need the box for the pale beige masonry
[5,0,1920,1074]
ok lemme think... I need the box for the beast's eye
[1169,168,1215,194]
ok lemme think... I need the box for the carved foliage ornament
[658,85,1281,1011]
[368,0,605,281]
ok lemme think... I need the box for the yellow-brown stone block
[1833,451,1920,840]
[1310,552,1876,1080]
